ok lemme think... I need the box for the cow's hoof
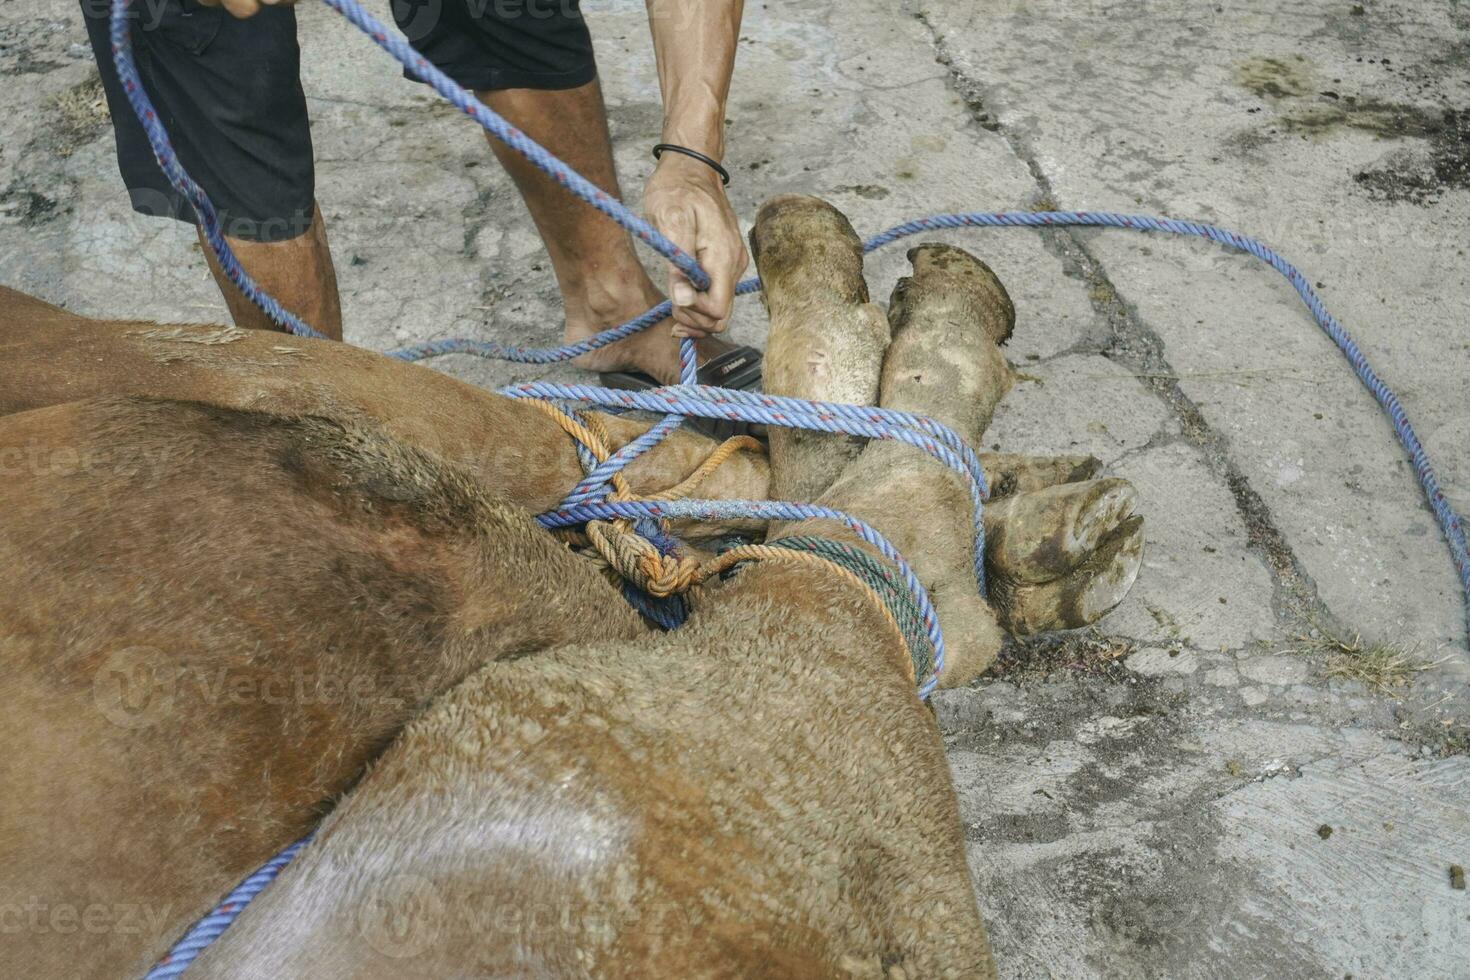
[984,478,1144,635]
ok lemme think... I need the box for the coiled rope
[106,0,1467,975]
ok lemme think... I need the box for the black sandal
[599,346,764,440]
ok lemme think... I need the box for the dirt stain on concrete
[0,187,61,227]
[1281,100,1470,206]
[1280,99,1452,140]
[988,630,1136,682]
[1231,43,1469,206]
[1351,107,1470,206]
[1235,55,1316,100]
[1230,87,1470,207]
[834,184,891,200]
[49,73,110,158]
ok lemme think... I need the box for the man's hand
[196,0,295,18]
[644,153,748,337]
[643,0,744,339]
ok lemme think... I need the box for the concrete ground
[3,0,1467,976]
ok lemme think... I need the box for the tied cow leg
[750,194,891,503]
[777,241,1017,685]
[756,233,1145,673]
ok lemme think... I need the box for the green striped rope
[764,536,937,683]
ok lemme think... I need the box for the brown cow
[0,195,1141,977]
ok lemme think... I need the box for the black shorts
[81,0,597,242]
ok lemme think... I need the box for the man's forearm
[644,0,745,160]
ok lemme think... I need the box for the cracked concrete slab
[916,0,1470,661]
[2,0,1467,976]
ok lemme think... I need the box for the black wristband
[652,143,731,186]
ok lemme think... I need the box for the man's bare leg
[476,80,728,384]
[198,202,344,341]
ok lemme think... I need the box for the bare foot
[566,286,744,385]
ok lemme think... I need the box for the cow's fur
[0,195,1141,977]
[0,396,646,978]
[188,557,989,979]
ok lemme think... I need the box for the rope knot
[585,520,701,598]
[525,399,768,608]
